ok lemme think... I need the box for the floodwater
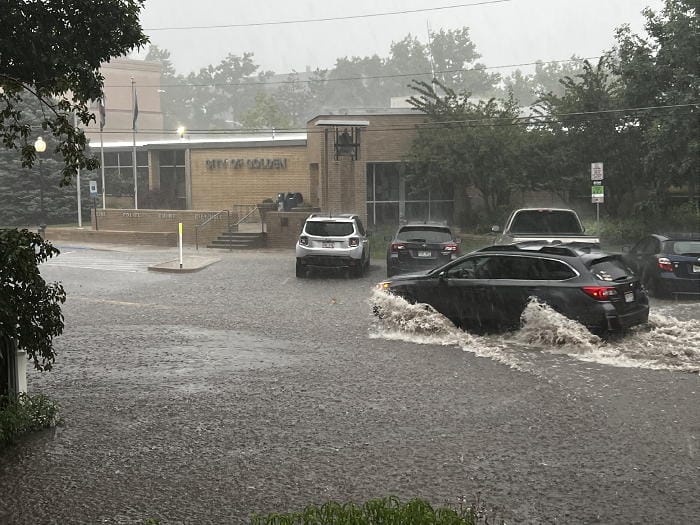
[370,290,700,374]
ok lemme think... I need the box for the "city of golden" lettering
[205,158,288,170]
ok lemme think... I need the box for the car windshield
[396,226,452,243]
[305,221,354,237]
[666,240,700,255]
[588,256,634,281]
[509,210,583,234]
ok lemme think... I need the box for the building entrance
[366,162,454,228]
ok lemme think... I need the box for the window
[305,221,354,236]
[509,210,583,234]
[589,257,634,281]
[446,256,490,279]
[667,241,700,255]
[538,258,577,280]
[397,226,453,243]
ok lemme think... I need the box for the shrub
[250,496,503,525]
[0,393,62,448]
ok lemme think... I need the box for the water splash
[370,290,700,373]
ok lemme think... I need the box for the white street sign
[89,180,98,197]
[591,162,604,181]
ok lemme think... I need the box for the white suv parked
[295,214,370,277]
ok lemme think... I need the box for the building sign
[205,158,288,170]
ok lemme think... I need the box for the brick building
[87,109,458,231]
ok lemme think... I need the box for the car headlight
[376,280,392,291]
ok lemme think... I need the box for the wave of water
[369,290,700,373]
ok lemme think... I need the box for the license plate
[417,250,432,257]
[692,264,700,273]
[624,291,634,303]
[322,242,334,249]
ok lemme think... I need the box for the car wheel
[295,259,306,278]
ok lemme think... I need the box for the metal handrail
[235,205,260,227]
[195,209,230,251]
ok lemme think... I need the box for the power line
[84,103,698,136]
[144,0,512,31]
[104,57,599,89]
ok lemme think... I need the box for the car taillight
[443,243,459,252]
[349,237,359,247]
[299,235,308,246]
[390,242,406,252]
[657,257,673,272]
[582,286,619,300]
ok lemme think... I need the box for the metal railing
[233,204,263,231]
[195,209,230,251]
[194,205,265,251]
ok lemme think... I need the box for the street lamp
[33,136,47,230]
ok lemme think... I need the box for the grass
[0,393,63,448]
[250,496,505,525]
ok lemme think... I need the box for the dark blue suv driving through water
[378,242,650,335]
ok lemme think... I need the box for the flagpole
[98,96,106,209]
[131,77,138,210]
[74,112,83,227]
[100,130,106,209]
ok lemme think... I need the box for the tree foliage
[147,26,500,130]
[0,0,149,186]
[407,80,525,220]
[0,229,65,371]
[408,0,698,226]
[610,0,699,210]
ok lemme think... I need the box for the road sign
[89,180,98,198]
[591,162,604,181]
[592,184,604,203]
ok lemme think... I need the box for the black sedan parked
[622,233,700,298]
[386,223,461,277]
[378,243,649,335]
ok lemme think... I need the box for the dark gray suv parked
[378,243,649,335]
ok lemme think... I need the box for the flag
[98,97,106,131]
[132,92,139,131]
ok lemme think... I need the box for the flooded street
[1,245,699,524]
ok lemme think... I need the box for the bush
[251,496,502,525]
[589,202,700,246]
[0,393,62,447]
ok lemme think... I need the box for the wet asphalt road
[1,244,698,524]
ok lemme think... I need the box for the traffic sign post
[591,163,604,232]
[89,180,99,231]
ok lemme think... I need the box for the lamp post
[33,137,47,229]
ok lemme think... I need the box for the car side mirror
[491,225,500,233]
[438,270,447,281]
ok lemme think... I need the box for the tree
[534,58,644,216]
[0,0,149,379]
[0,0,149,186]
[407,80,526,224]
[0,229,65,371]
[428,27,500,96]
[240,92,292,130]
[610,0,699,211]
[502,58,585,106]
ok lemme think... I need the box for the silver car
[295,214,370,277]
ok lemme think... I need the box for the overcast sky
[136,0,664,75]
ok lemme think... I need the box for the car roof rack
[477,243,582,257]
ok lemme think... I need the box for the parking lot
[1,244,699,524]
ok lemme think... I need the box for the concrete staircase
[208,230,265,249]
